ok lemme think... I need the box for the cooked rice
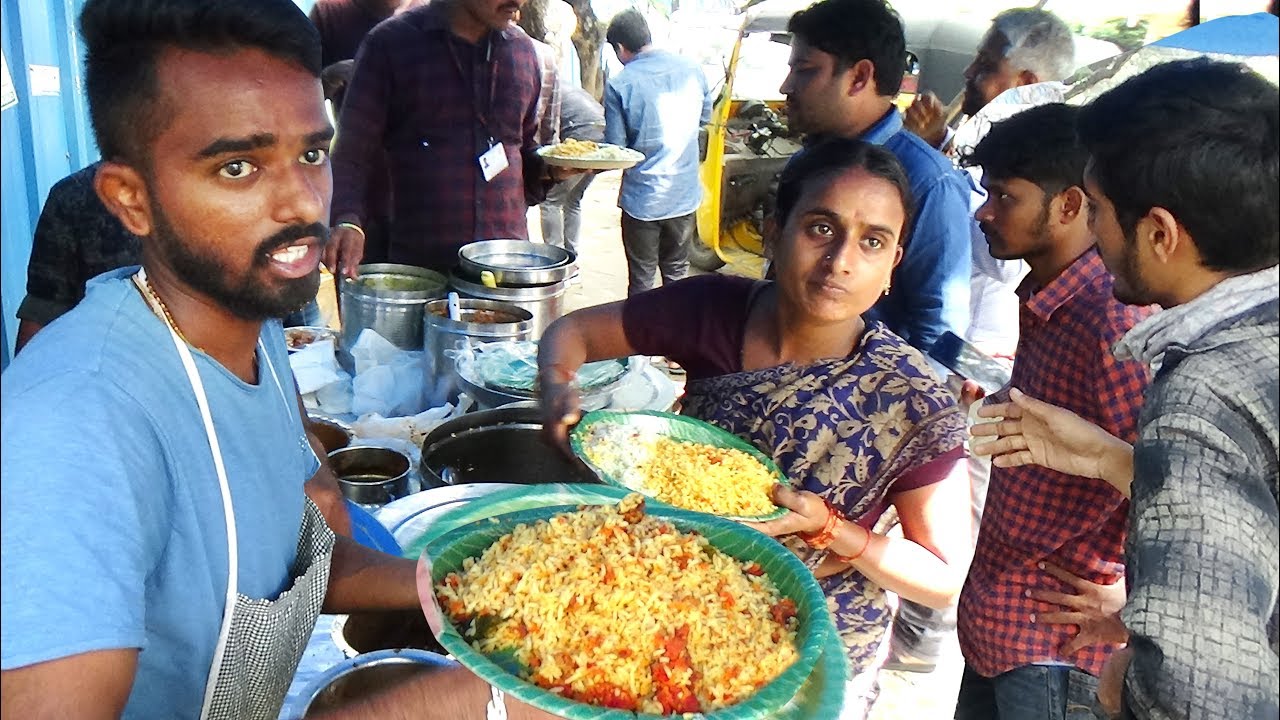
[545,138,600,157]
[544,139,636,161]
[435,495,799,714]
[582,424,780,517]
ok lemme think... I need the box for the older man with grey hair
[906,7,1075,151]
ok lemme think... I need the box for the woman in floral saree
[538,138,971,717]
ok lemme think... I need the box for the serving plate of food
[284,325,337,353]
[570,410,791,521]
[416,490,829,719]
[401,484,848,719]
[537,139,645,170]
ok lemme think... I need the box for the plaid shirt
[17,162,141,326]
[331,5,546,272]
[958,249,1155,678]
[531,39,561,146]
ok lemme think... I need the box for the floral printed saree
[681,321,967,675]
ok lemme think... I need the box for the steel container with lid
[338,264,447,361]
[456,239,575,287]
[423,298,534,408]
[448,273,565,340]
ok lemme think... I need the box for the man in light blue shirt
[604,8,713,296]
[781,0,972,359]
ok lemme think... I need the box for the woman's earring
[882,281,891,296]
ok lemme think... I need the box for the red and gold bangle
[832,523,872,564]
[798,500,844,550]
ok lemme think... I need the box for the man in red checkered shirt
[952,103,1155,719]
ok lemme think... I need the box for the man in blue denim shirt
[782,0,971,357]
[604,9,712,296]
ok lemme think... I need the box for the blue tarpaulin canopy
[1066,12,1279,105]
[1151,12,1279,57]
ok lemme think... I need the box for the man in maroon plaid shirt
[952,104,1155,719]
[326,0,562,276]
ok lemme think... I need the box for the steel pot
[457,239,575,287]
[298,649,457,717]
[328,446,412,505]
[418,405,599,489]
[448,273,565,340]
[338,263,447,358]
[330,610,445,659]
[423,298,534,408]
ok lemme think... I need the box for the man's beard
[961,82,985,118]
[150,207,327,322]
[1111,235,1152,306]
[980,199,1051,261]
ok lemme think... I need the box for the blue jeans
[954,664,1101,720]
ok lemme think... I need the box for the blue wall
[0,0,96,369]
[0,0,314,370]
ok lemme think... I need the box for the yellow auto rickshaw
[689,0,990,272]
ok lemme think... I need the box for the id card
[479,142,508,182]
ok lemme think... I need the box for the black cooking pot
[418,406,598,489]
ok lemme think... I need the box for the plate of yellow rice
[417,492,829,719]
[569,410,791,521]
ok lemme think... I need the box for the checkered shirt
[958,249,1156,678]
[17,162,141,326]
[331,4,545,272]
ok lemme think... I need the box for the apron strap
[134,268,241,720]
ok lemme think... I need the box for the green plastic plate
[569,410,791,522]
[415,487,830,720]
[776,612,847,720]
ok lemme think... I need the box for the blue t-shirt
[604,48,713,221]
[1,268,319,719]
[859,108,973,358]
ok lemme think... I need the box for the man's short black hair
[606,9,651,55]
[1077,58,1279,273]
[79,0,322,165]
[776,138,915,247]
[964,103,1087,196]
[786,0,907,97]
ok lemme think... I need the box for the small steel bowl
[307,414,353,455]
[328,446,411,505]
[299,649,457,717]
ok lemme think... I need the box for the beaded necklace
[131,269,202,352]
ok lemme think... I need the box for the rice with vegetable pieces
[583,424,780,517]
[435,494,800,714]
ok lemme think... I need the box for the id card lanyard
[447,34,507,181]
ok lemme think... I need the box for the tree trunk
[518,0,551,46]
[566,0,605,100]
